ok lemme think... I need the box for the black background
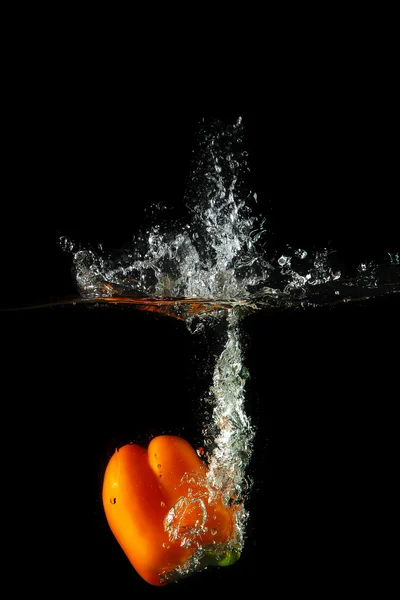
[1,92,398,597]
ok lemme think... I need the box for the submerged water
[30,117,400,581]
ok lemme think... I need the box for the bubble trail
[161,308,253,583]
[205,309,254,548]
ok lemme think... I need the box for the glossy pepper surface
[102,435,239,586]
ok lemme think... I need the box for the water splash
[60,112,399,313]
[57,116,398,582]
[59,119,269,305]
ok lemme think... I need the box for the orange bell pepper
[102,435,240,586]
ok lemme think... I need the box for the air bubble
[278,255,290,266]
[295,249,307,259]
